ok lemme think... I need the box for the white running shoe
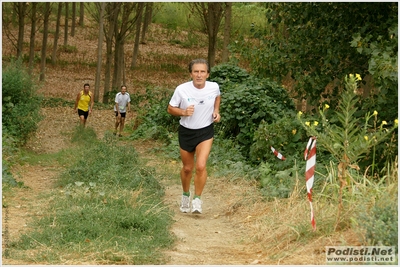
[180,193,191,213]
[191,198,203,214]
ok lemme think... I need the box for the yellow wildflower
[355,74,362,81]
[382,121,387,125]
[314,121,319,126]
[298,111,303,116]
[349,74,354,78]
[364,136,368,141]
[324,104,330,110]
[373,110,378,116]
[395,119,398,125]
[305,121,310,126]
[292,129,297,135]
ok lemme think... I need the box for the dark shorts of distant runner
[115,112,127,118]
[78,109,89,119]
[178,123,214,152]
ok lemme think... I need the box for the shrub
[2,133,20,186]
[208,136,259,180]
[2,60,43,145]
[356,195,398,251]
[209,64,296,158]
[129,87,179,143]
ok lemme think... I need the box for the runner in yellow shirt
[74,83,94,127]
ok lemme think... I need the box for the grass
[5,127,175,264]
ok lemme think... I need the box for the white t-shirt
[114,92,131,112]
[169,81,220,129]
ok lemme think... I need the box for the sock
[193,195,201,199]
[183,191,190,197]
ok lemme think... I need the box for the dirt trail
[3,107,263,265]
[162,183,259,265]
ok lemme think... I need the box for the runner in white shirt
[114,85,131,137]
[167,59,221,214]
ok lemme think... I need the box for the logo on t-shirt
[187,98,207,105]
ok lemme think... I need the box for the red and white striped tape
[270,146,286,160]
[266,138,286,160]
[304,136,317,231]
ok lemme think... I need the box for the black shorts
[179,124,214,152]
[78,109,89,119]
[115,112,126,118]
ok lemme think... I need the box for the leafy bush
[2,133,20,186]
[251,114,307,162]
[209,64,296,158]
[2,60,43,145]
[209,63,251,86]
[129,87,179,143]
[258,161,300,199]
[208,136,259,180]
[356,196,398,251]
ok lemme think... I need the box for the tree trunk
[112,17,120,90]
[189,3,224,67]
[113,3,141,88]
[64,2,69,46]
[79,2,84,26]
[28,2,37,73]
[103,3,120,103]
[52,3,63,64]
[131,3,144,69]
[95,2,105,103]
[221,2,232,63]
[140,2,153,44]
[207,3,223,67]
[16,2,27,59]
[40,3,51,82]
[112,41,124,88]
[71,2,76,37]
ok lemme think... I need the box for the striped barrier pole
[304,136,317,231]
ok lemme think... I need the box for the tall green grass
[7,128,175,264]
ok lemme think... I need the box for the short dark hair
[84,83,90,88]
[121,85,127,89]
[188,59,210,73]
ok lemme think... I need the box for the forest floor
[2,20,361,265]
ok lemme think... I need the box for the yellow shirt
[77,91,92,112]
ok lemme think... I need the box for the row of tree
[2,2,233,103]
[6,2,395,113]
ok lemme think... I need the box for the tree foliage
[351,22,398,124]
[233,2,398,107]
